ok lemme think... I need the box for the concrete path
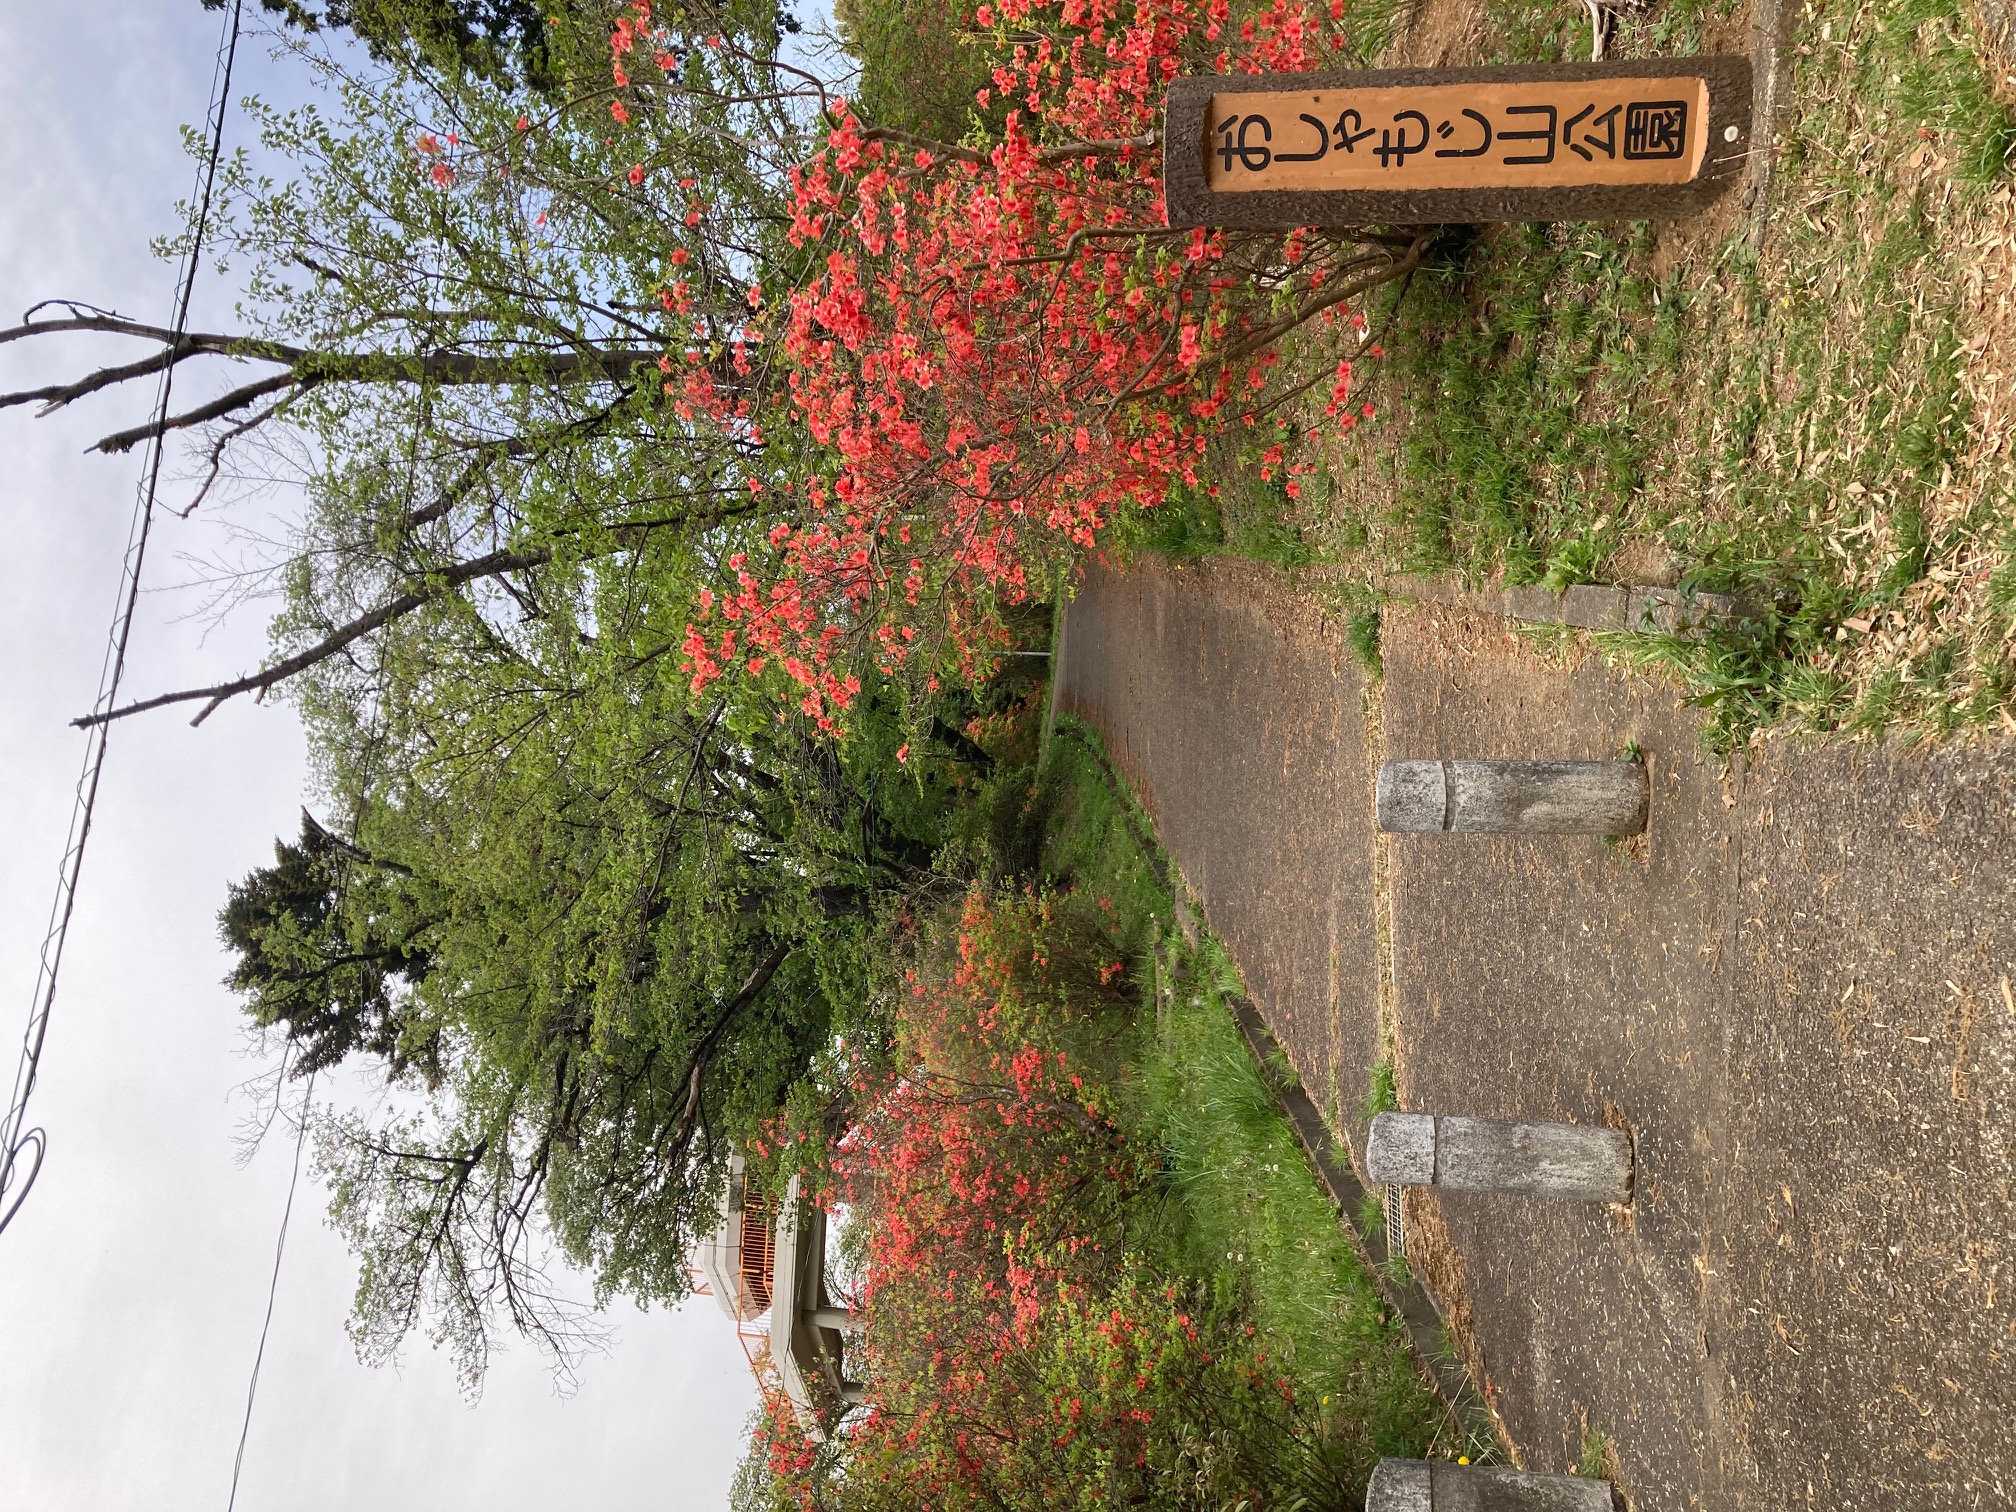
[1055,556,2015,1512]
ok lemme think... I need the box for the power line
[227,1059,315,1512]
[0,0,247,1238]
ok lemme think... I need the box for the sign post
[1164,58,1751,226]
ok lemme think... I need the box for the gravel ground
[1056,558,2016,1511]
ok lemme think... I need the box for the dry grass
[1220,0,2016,748]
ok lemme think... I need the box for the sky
[0,7,756,1509]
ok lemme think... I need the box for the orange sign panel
[1203,77,1711,193]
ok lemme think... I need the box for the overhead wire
[226,1055,316,1512]
[0,0,247,1237]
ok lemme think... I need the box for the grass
[1138,953,1444,1465]
[1363,1058,1399,1119]
[1023,720,1456,1477]
[1187,0,2016,750]
[1577,1424,1614,1480]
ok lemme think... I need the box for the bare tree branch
[993,223,1185,271]
[1209,237,1428,373]
[1030,128,1161,163]
[73,545,554,730]
[677,938,794,1127]
[93,371,305,455]
[2,309,689,452]
[180,394,302,516]
[0,317,302,414]
[0,309,287,353]
[398,391,637,535]
[857,125,988,166]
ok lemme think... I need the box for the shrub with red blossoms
[741,887,1349,1511]
[607,0,1422,727]
[835,888,1143,1281]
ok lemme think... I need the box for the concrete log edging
[1367,1113,1633,1204]
[1376,759,1647,836]
[1383,573,1757,636]
[1367,1458,1614,1512]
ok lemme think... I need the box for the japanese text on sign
[1201,77,1709,191]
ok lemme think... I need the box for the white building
[693,1152,863,1439]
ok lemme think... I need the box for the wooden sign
[1164,58,1751,227]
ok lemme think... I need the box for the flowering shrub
[740,886,1350,1511]
[606,0,1422,726]
[841,887,1143,1271]
[831,1262,1335,1512]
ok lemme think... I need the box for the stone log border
[1367,1457,1615,1512]
[1376,759,1649,836]
[1367,1112,1634,1205]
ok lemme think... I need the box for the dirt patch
[1967,0,2016,102]
[1606,537,1684,587]
[1699,0,1760,54]
[1647,185,1745,284]
[1648,0,1762,274]
[1377,0,1488,67]
[1956,186,2016,461]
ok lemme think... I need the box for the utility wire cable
[0,0,247,1237]
[226,1059,314,1512]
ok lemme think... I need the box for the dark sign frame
[1163,57,1753,227]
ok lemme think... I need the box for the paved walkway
[1055,556,2015,1511]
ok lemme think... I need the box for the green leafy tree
[220,617,983,1385]
[831,0,993,142]
[221,809,441,1085]
[3,10,962,1386]
[205,0,805,89]
[204,0,577,89]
